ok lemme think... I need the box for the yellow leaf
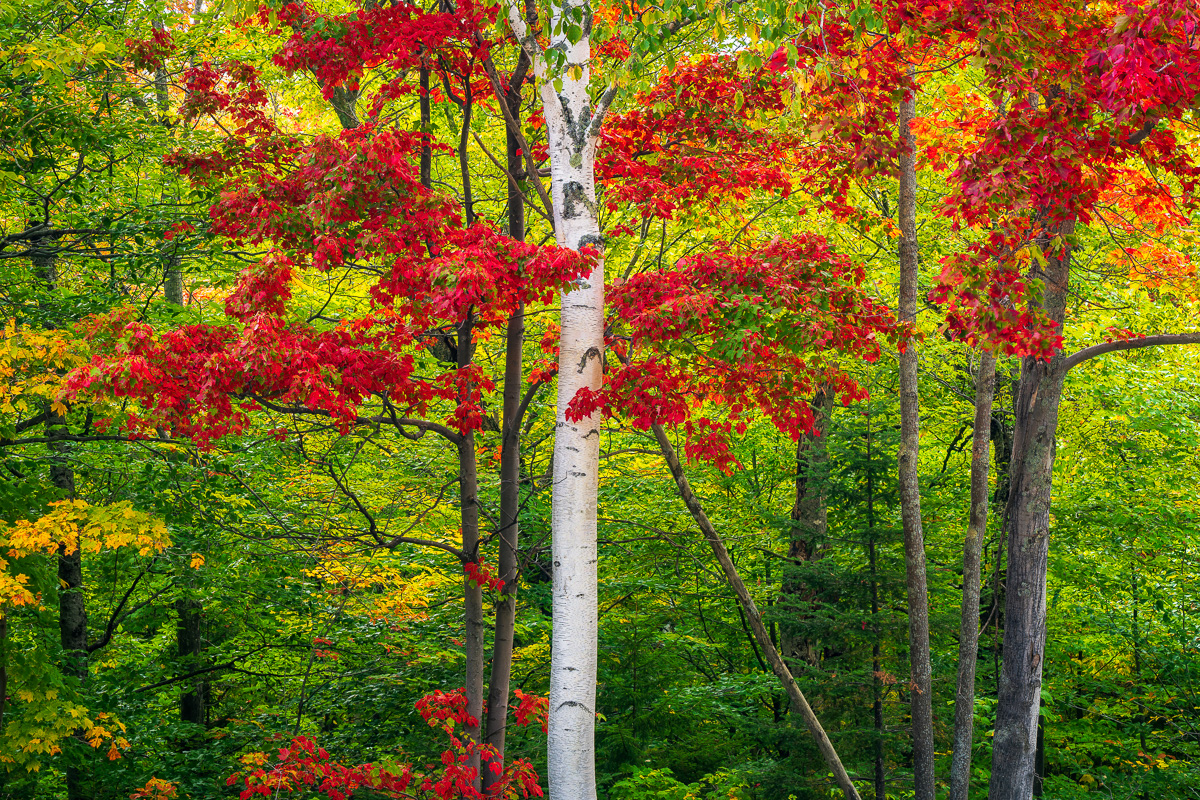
[190,553,205,569]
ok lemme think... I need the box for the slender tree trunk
[0,612,8,730]
[164,258,184,305]
[328,85,361,130]
[33,237,88,800]
[897,83,935,800]
[649,423,862,800]
[458,82,475,226]
[949,350,996,800]
[988,220,1072,800]
[481,83,529,792]
[176,599,206,727]
[866,402,886,800]
[420,57,432,189]
[457,313,485,790]
[780,389,834,672]
[540,2,606,796]
[153,19,185,305]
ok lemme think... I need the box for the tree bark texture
[36,242,87,800]
[481,84,530,792]
[176,598,207,727]
[780,388,834,672]
[0,613,8,731]
[988,220,1072,800]
[457,314,485,790]
[649,423,862,800]
[536,2,606,796]
[420,58,432,189]
[948,350,996,800]
[897,85,935,800]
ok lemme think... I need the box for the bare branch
[1063,333,1200,373]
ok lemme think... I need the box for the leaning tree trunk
[988,220,1072,800]
[896,84,935,800]
[650,423,862,800]
[536,0,607,796]
[779,388,834,672]
[948,349,997,800]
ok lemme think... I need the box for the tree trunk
[866,402,886,800]
[780,388,834,672]
[34,237,89,800]
[0,612,8,731]
[897,83,935,800]
[481,81,529,793]
[540,2,606,796]
[649,423,862,800]
[176,598,206,728]
[458,313,485,790]
[948,350,996,800]
[988,220,1072,800]
[419,57,432,189]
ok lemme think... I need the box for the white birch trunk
[535,2,605,798]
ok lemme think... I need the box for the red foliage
[226,689,547,800]
[572,235,895,473]
[598,56,796,222]
[888,0,1200,354]
[68,51,590,445]
[125,29,175,71]
[463,560,504,592]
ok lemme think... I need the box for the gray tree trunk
[35,241,88,800]
[779,388,834,672]
[948,350,996,800]
[897,85,935,800]
[482,66,530,793]
[176,598,206,728]
[457,314,485,790]
[988,220,1072,800]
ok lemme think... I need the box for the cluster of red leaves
[891,0,1200,352]
[69,56,589,445]
[263,0,499,117]
[228,736,413,800]
[180,60,277,137]
[570,235,894,473]
[779,20,923,218]
[598,56,796,223]
[227,689,547,800]
[463,559,504,592]
[510,690,548,733]
[125,28,175,71]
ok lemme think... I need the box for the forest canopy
[1,0,1199,799]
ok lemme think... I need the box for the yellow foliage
[0,320,86,418]
[130,777,180,800]
[0,500,170,611]
[0,688,129,768]
[304,545,451,625]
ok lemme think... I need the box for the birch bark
[507,1,609,796]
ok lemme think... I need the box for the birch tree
[506,2,613,796]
